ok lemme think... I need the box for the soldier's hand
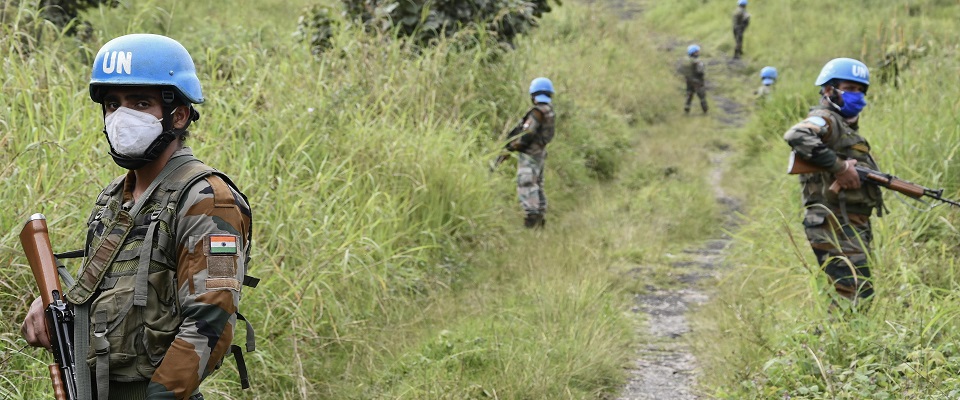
[835,159,861,190]
[21,296,51,350]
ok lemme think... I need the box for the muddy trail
[609,1,751,399]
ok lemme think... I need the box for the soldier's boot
[701,101,709,114]
[684,106,691,114]
[524,213,545,229]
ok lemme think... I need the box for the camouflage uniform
[508,103,555,227]
[784,106,883,300]
[66,148,252,399]
[756,84,773,101]
[683,57,708,114]
[732,6,750,59]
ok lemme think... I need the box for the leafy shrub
[296,0,560,54]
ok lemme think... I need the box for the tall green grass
[645,0,960,398]
[0,0,702,398]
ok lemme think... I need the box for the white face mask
[104,107,164,157]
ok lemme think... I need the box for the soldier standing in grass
[502,77,556,228]
[732,0,750,59]
[683,44,708,114]
[783,58,881,304]
[21,34,255,399]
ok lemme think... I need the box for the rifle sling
[75,303,93,399]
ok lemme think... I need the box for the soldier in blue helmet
[21,34,256,399]
[501,77,556,228]
[756,66,778,100]
[682,44,708,114]
[732,0,750,59]
[783,58,881,305]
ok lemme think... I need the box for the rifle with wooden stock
[20,214,78,400]
[787,152,960,208]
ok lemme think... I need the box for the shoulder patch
[805,116,827,127]
[208,234,239,255]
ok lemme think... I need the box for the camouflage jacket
[509,103,555,157]
[683,57,706,86]
[732,8,750,32]
[783,105,883,216]
[67,148,252,399]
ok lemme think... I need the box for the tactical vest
[531,103,555,148]
[802,107,884,216]
[683,59,705,86]
[515,103,555,157]
[64,154,256,399]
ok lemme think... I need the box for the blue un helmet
[89,34,204,105]
[760,66,778,85]
[738,0,747,6]
[529,77,554,104]
[814,57,869,91]
[687,44,700,56]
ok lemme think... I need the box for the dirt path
[611,2,750,398]
[617,149,741,400]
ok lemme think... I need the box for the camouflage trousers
[733,28,745,58]
[803,207,874,300]
[517,151,547,216]
[685,83,708,113]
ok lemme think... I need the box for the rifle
[20,214,77,400]
[490,111,533,172]
[787,152,960,208]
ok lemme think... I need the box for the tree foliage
[296,0,559,54]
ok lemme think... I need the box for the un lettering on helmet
[101,52,133,75]
[89,34,204,104]
[851,65,867,79]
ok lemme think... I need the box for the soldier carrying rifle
[20,34,256,400]
[493,77,556,229]
[783,57,879,305]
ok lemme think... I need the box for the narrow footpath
[617,146,742,400]
[610,2,751,396]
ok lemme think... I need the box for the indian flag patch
[209,235,238,255]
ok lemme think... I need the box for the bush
[296,0,560,54]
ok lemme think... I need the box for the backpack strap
[132,156,203,307]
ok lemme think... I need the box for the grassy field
[642,0,960,398]
[6,0,957,398]
[0,0,712,399]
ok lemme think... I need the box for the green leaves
[296,0,559,54]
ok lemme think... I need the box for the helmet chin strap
[106,130,178,170]
[822,86,843,112]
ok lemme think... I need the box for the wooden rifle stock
[20,214,77,400]
[21,215,62,310]
[787,152,960,207]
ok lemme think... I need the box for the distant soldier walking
[502,77,556,228]
[683,44,708,114]
[732,0,750,59]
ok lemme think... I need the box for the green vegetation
[8,0,956,398]
[0,0,715,398]
[296,0,558,53]
[644,0,960,398]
